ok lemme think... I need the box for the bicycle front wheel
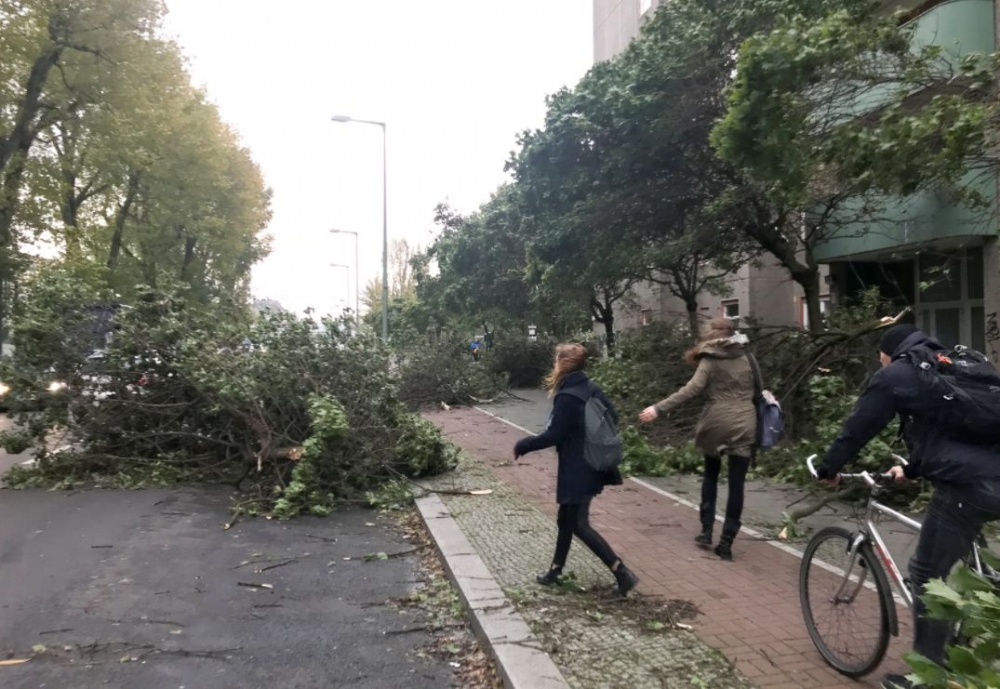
[799,526,894,678]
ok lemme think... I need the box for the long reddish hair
[545,343,587,397]
[684,317,736,366]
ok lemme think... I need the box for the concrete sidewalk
[426,407,914,688]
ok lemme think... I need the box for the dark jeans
[909,480,1000,664]
[552,499,618,569]
[701,455,751,522]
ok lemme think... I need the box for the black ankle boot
[714,519,741,561]
[695,503,715,547]
[613,562,639,597]
[536,565,562,586]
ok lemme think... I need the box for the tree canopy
[414,0,1000,340]
[1,0,272,340]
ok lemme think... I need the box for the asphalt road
[0,485,453,689]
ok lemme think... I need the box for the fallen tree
[0,273,456,517]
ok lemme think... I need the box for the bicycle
[799,454,1000,678]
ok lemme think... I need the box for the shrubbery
[589,323,702,447]
[394,337,503,408]
[1,269,457,517]
[486,337,555,388]
[589,294,909,483]
[619,427,702,477]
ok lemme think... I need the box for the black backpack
[904,344,1000,444]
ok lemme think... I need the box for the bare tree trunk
[0,13,68,252]
[181,236,197,280]
[591,292,616,356]
[686,299,700,337]
[108,170,140,271]
[742,217,823,332]
[60,167,82,258]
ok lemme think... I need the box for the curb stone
[416,493,570,689]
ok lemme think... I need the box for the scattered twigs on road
[303,533,338,543]
[256,557,304,573]
[384,622,467,636]
[237,581,273,590]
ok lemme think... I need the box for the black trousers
[552,498,618,568]
[701,454,751,523]
[908,480,1000,664]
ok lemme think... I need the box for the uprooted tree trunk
[784,484,866,526]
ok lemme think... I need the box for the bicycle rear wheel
[800,526,894,677]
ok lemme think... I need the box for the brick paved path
[428,408,914,689]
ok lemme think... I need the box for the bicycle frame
[808,454,921,609]
[857,485,921,609]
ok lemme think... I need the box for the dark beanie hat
[879,324,920,356]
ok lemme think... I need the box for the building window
[801,295,832,330]
[640,309,654,326]
[914,247,986,350]
[640,0,653,15]
[722,300,740,322]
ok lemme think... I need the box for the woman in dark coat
[514,343,639,596]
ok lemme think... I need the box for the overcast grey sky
[161,1,592,316]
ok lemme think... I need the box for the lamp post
[330,263,351,320]
[331,115,388,342]
[330,229,360,326]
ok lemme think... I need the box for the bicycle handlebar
[806,453,897,487]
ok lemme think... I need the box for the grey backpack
[560,383,623,472]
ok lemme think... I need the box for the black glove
[816,464,836,481]
[514,438,530,459]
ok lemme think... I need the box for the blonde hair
[544,343,588,397]
[684,317,736,366]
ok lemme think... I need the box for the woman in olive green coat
[639,318,757,561]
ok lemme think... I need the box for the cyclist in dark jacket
[514,343,637,596]
[818,324,1000,689]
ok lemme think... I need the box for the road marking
[473,406,534,435]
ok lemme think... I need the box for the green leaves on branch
[906,563,1000,688]
[714,6,999,210]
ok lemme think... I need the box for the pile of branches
[589,322,704,446]
[589,293,909,473]
[1,277,456,517]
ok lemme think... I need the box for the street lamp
[330,263,351,320]
[330,229,360,326]
[331,114,388,342]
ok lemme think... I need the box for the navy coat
[514,371,623,504]
[820,331,1000,485]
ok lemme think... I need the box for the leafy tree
[713,5,1000,327]
[415,189,588,342]
[0,0,167,337]
[0,0,272,330]
[508,13,759,340]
